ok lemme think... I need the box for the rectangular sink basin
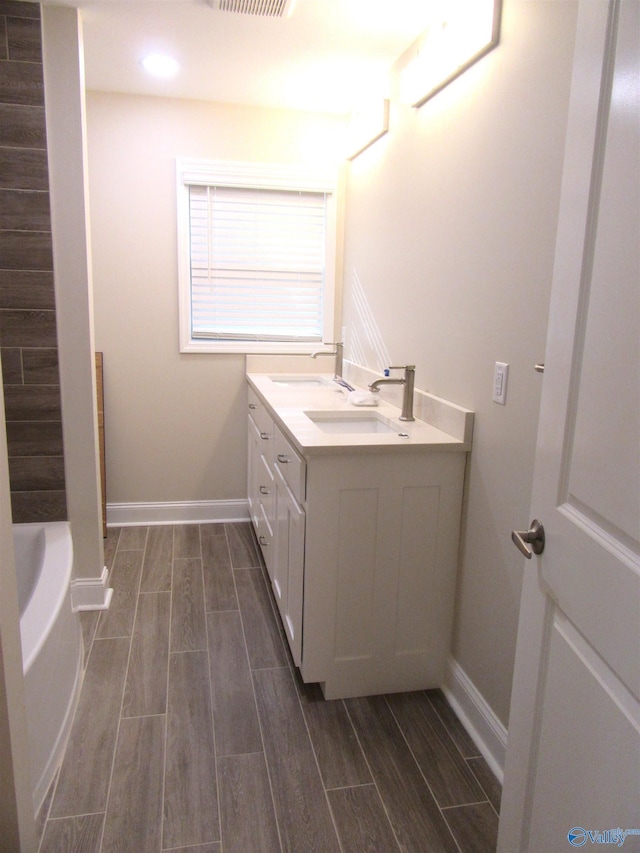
[304,410,399,434]
[270,376,331,387]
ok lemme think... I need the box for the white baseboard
[70,567,113,611]
[106,499,250,527]
[443,656,508,784]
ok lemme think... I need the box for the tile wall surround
[0,0,67,522]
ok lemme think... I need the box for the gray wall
[87,92,344,507]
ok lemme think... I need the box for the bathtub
[15,522,83,813]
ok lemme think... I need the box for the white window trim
[177,158,338,354]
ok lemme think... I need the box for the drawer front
[258,453,275,523]
[256,504,274,578]
[248,387,273,437]
[274,425,306,504]
[248,389,273,462]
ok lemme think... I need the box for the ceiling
[40,0,436,114]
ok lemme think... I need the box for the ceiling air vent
[208,0,296,16]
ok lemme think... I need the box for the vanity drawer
[257,453,275,521]
[248,388,273,446]
[274,425,306,504]
[256,503,274,577]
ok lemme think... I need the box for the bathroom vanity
[246,372,473,699]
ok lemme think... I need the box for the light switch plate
[493,362,509,405]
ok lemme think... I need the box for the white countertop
[247,373,472,456]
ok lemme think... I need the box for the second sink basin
[304,410,399,435]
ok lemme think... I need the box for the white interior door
[498,1,640,851]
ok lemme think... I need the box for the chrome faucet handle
[388,364,415,372]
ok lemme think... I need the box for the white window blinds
[188,184,327,342]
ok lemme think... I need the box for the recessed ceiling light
[141,53,180,78]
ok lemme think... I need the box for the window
[177,159,338,353]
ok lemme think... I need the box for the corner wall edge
[70,566,112,611]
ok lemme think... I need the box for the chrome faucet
[369,365,416,421]
[311,341,344,379]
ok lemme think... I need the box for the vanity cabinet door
[273,467,305,668]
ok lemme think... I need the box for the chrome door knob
[511,519,545,559]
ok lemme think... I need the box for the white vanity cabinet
[300,450,466,699]
[247,377,470,699]
[248,388,306,665]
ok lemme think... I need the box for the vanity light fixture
[400,0,501,108]
[346,98,390,160]
[141,53,180,78]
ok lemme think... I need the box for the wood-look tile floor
[37,523,501,853]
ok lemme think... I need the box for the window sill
[180,339,324,355]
